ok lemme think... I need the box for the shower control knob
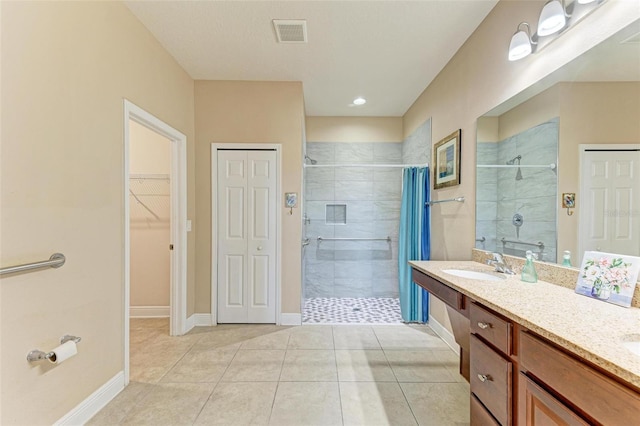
[512,213,523,227]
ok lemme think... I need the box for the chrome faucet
[486,252,515,274]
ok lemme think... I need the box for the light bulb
[538,0,566,37]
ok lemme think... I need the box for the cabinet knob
[477,374,491,383]
[257,246,263,251]
[477,322,491,330]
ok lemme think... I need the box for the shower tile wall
[303,119,432,300]
[304,142,403,298]
[476,143,499,253]
[402,118,431,166]
[476,118,558,262]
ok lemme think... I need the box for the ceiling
[125,0,498,117]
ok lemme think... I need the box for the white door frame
[578,143,640,256]
[124,100,188,384]
[211,143,282,325]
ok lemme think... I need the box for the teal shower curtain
[398,167,430,323]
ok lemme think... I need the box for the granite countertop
[409,260,640,390]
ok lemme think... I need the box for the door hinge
[169,244,174,250]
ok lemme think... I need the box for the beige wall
[402,0,638,330]
[0,2,195,424]
[306,116,403,143]
[558,81,640,260]
[497,84,560,141]
[129,120,171,308]
[194,81,305,315]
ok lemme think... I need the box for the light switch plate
[186,220,192,232]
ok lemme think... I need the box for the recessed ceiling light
[352,97,366,106]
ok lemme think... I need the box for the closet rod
[130,173,170,180]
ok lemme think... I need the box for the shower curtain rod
[304,163,426,168]
[477,163,556,169]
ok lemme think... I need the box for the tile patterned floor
[89,318,470,426]
[303,297,403,324]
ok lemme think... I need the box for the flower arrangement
[581,256,633,300]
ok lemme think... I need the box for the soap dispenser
[521,250,538,283]
[562,250,572,267]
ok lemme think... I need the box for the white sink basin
[622,335,640,357]
[442,269,507,281]
[623,341,640,357]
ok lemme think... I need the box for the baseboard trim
[428,314,460,355]
[55,371,125,426]
[129,306,169,318]
[280,313,302,326]
[185,313,214,333]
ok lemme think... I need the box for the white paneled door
[580,147,640,257]
[217,150,277,323]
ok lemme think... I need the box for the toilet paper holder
[27,335,82,362]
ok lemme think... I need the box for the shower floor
[303,297,403,324]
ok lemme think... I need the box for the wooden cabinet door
[520,373,588,426]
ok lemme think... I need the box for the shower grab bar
[477,163,556,169]
[426,196,465,206]
[476,237,486,243]
[317,236,391,242]
[500,238,544,249]
[0,253,66,276]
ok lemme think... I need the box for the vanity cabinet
[409,267,640,426]
[519,330,640,425]
[470,302,516,426]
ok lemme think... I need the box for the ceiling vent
[273,20,307,43]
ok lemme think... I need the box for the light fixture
[537,0,570,37]
[508,22,537,61]
[352,97,366,106]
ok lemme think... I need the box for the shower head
[304,155,317,165]
[506,155,522,165]
[507,155,523,180]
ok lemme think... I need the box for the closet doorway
[124,100,187,384]
[129,121,171,318]
[211,145,281,324]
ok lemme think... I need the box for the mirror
[476,18,640,265]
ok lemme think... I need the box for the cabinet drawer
[470,302,512,355]
[520,331,640,425]
[412,269,464,311]
[471,394,500,426]
[471,334,513,425]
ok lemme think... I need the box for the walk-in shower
[301,139,434,324]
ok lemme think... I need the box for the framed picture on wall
[433,129,461,189]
